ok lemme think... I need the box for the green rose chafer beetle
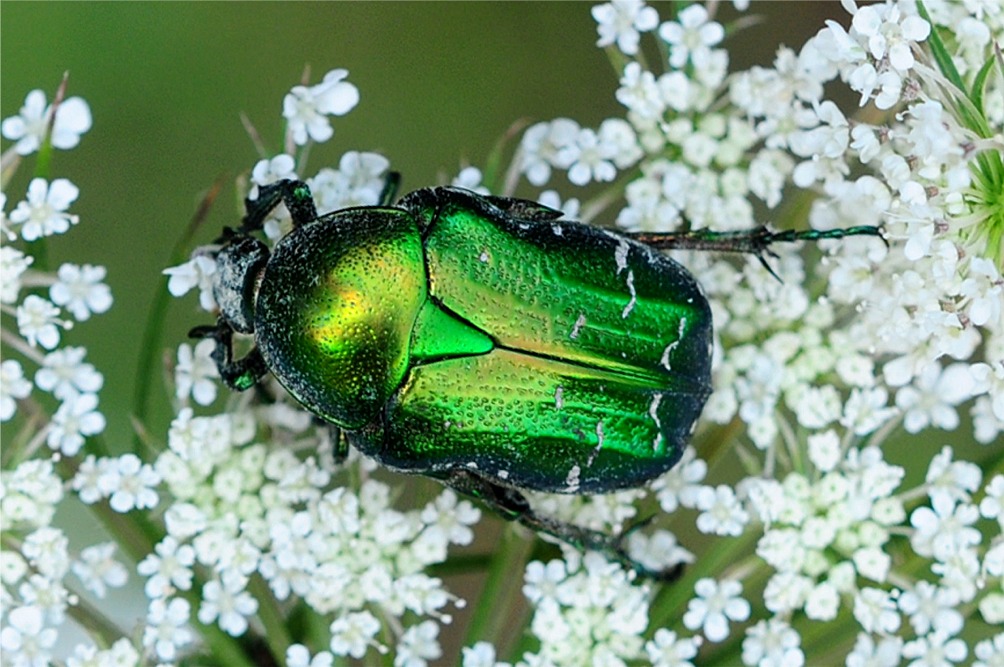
[192,176,882,578]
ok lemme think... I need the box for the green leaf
[916,0,965,92]
[969,52,1000,124]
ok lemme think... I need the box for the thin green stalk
[464,524,534,654]
[648,528,760,629]
[65,587,127,647]
[131,178,224,452]
[250,573,292,660]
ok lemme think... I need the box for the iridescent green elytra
[193,177,882,578]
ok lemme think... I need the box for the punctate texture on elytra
[252,187,713,494]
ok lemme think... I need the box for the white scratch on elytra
[613,237,630,274]
[660,317,688,370]
[554,385,564,410]
[564,465,581,492]
[570,313,587,340]
[621,269,636,318]
[585,420,605,469]
[648,394,664,453]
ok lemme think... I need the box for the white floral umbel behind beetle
[4,1,1003,666]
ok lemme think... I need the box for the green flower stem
[64,587,126,648]
[55,459,260,665]
[649,528,760,630]
[426,552,493,577]
[56,456,157,562]
[249,572,292,661]
[795,606,857,664]
[131,179,224,452]
[697,555,772,664]
[578,167,643,225]
[197,620,260,667]
[464,522,535,655]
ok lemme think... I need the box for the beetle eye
[213,235,269,333]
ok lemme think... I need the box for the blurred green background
[2,2,846,447]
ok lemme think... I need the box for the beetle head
[213,233,269,334]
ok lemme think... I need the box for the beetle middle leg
[443,470,682,581]
[189,320,267,391]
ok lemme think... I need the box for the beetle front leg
[241,179,318,232]
[189,320,268,391]
[443,470,681,581]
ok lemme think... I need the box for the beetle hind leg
[443,470,681,582]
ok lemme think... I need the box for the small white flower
[71,542,128,598]
[846,632,903,667]
[850,4,930,73]
[99,453,161,512]
[807,430,841,472]
[419,489,481,546]
[695,484,749,536]
[924,445,982,504]
[653,447,707,512]
[143,597,193,662]
[909,494,981,561]
[67,638,141,667]
[898,581,963,637]
[973,634,1004,667]
[8,177,80,241]
[395,620,442,667]
[49,263,112,321]
[22,526,70,581]
[47,391,106,456]
[565,127,618,185]
[853,587,901,634]
[645,628,701,667]
[658,4,724,69]
[250,153,297,190]
[625,528,694,574]
[34,346,103,401]
[1,359,33,421]
[137,536,196,598]
[284,69,359,145]
[198,572,258,636]
[1,89,92,155]
[310,151,391,212]
[329,610,381,659]
[591,0,659,56]
[0,246,33,303]
[742,618,804,667]
[287,644,335,667]
[617,62,667,119]
[980,475,1004,529]
[16,294,70,349]
[0,605,58,666]
[895,363,974,433]
[902,630,967,666]
[520,118,581,186]
[523,558,567,603]
[175,338,219,406]
[70,455,114,504]
[682,578,750,642]
[841,386,896,435]
[462,641,511,667]
[163,253,218,311]
[447,165,486,195]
